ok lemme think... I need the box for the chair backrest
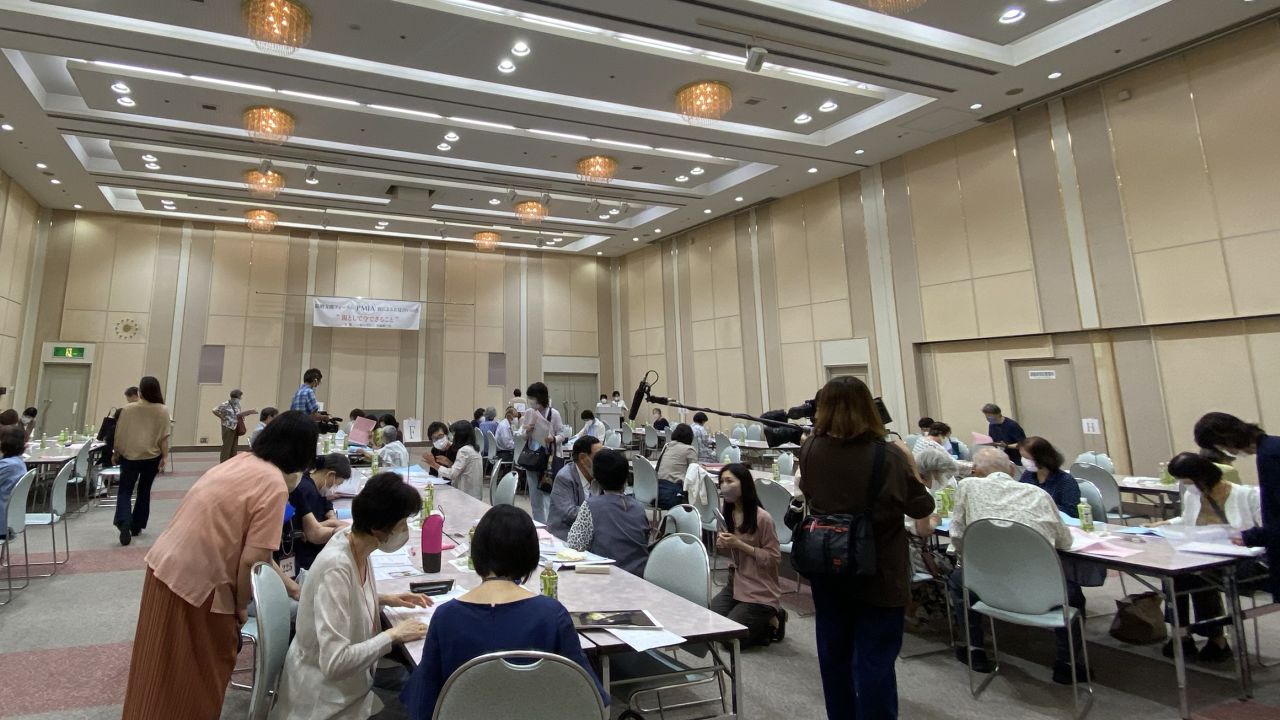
[731,424,748,442]
[745,423,764,441]
[776,452,795,476]
[1077,480,1108,522]
[961,518,1070,617]
[699,473,722,528]
[714,432,732,454]
[603,430,622,449]
[484,431,497,461]
[247,562,291,720]
[491,471,519,507]
[658,504,702,538]
[1074,451,1115,475]
[5,469,37,536]
[644,425,658,449]
[73,441,93,478]
[1072,463,1121,513]
[49,460,75,517]
[718,445,741,464]
[632,456,658,505]
[488,460,504,493]
[644,533,711,607]
[433,650,605,720]
[754,479,794,546]
[513,432,527,460]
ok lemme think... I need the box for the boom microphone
[627,380,647,422]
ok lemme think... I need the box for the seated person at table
[424,421,452,477]
[478,407,498,455]
[568,449,651,575]
[494,406,516,463]
[285,452,351,575]
[905,416,935,450]
[949,447,1084,683]
[982,403,1026,464]
[650,408,671,432]
[711,464,785,647]
[372,414,399,449]
[271,473,431,720]
[364,426,409,469]
[1148,453,1260,662]
[424,421,483,500]
[20,407,36,441]
[912,423,962,494]
[1019,436,1081,517]
[691,412,717,464]
[342,408,364,436]
[1198,446,1243,486]
[655,423,699,510]
[0,409,19,428]
[548,436,602,540]
[250,406,278,445]
[401,505,607,718]
[0,426,28,538]
[571,409,607,443]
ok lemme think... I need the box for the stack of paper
[1179,542,1265,558]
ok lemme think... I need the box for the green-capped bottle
[540,562,559,599]
[772,457,780,482]
[422,483,435,519]
[1078,501,1094,532]
[467,525,477,570]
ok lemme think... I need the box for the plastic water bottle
[59,428,68,444]
[467,526,477,570]
[772,457,780,482]
[422,483,435,518]
[540,562,559,599]
[39,433,46,450]
[371,453,380,475]
[1078,501,1095,532]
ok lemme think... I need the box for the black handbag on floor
[790,440,886,578]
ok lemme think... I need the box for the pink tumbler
[421,512,444,573]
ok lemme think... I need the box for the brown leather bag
[1109,591,1167,644]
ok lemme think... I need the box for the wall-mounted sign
[43,342,94,364]
[1082,418,1102,435]
[1028,370,1057,380]
[312,297,421,330]
[52,345,85,359]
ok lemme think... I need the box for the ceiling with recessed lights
[0,0,1274,255]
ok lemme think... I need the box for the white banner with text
[312,297,421,330]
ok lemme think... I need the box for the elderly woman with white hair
[363,426,409,468]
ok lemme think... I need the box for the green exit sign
[52,346,85,359]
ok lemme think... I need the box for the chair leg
[25,522,66,578]
[1065,610,1095,719]
[230,634,257,690]
[964,588,999,699]
[1,534,32,591]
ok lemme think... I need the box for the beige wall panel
[335,240,373,298]
[61,309,106,342]
[646,326,665,355]
[643,249,664,329]
[1187,24,1280,240]
[445,324,475,352]
[543,258,571,331]
[692,319,716,351]
[1133,242,1233,323]
[92,342,147,426]
[363,350,401,409]
[474,325,504,353]
[716,348,747,418]
[780,342,819,408]
[956,120,1034,278]
[209,230,252,317]
[327,345,367,417]
[709,225,740,319]
[474,255,505,328]
[205,315,246,346]
[247,235,289,309]
[368,243,404,300]
[473,352,503,414]
[9,195,36,302]
[570,259,597,332]
[3,299,20,337]
[244,317,283,347]
[920,281,978,341]
[770,195,811,308]
[811,300,853,342]
[626,258,645,326]
[240,346,282,412]
[442,351,476,418]
[105,311,149,345]
[905,141,970,287]
[571,331,598,357]
[0,337,14,386]
[0,190,20,300]
[1104,60,1219,252]
[64,216,115,310]
[693,350,720,409]
[931,344,996,445]
[688,240,715,322]
[985,336,1055,412]
[1245,317,1280,431]
[363,327,402,351]
[974,272,1041,337]
[1223,232,1280,316]
[803,184,849,304]
[778,305,814,344]
[714,316,742,349]
[628,329,646,356]
[109,223,158,313]
[544,330,572,355]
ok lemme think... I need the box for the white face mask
[1021,458,1038,473]
[20,415,33,424]
[433,437,450,451]
[1216,446,1239,459]
[378,526,409,553]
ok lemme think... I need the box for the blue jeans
[810,576,905,719]
[114,456,161,532]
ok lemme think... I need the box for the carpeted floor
[2,451,1279,720]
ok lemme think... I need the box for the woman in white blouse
[270,473,432,720]
[424,420,484,500]
[519,382,565,523]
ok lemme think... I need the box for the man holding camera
[291,368,328,423]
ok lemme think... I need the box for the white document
[1179,542,1265,558]
[607,627,686,652]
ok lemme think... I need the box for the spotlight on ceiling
[506,189,518,204]
[304,164,319,185]
[540,193,552,207]
[587,198,601,214]
[744,46,768,73]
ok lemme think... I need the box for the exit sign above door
[52,345,85,359]
[42,342,94,364]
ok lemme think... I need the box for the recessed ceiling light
[596,251,603,256]
[0,124,12,131]
[970,103,984,110]
[498,59,516,74]
[734,196,744,202]
[437,143,452,151]
[855,149,865,155]
[35,162,46,169]
[632,237,640,242]
[690,167,705,175]
[512,41,530,57]
[444,132,459,142]
[305,165,319,185]
[794,112,812,125]
[111,82,131,94]
[999,7,1026,24]
[117,96,136,107]
[609,208,621,215]
[50,178,61,185]
[489,198,501,205]
[675,175,689,182]
[553,237,562,242]
[807,167,818,173]
[818,101,838,112]
[703,208,712,214]
[141,154,157,162]
[654,228,662,234]
[73,204,83,209]
[598,214,610,220]
[145,162,161,170]
[1048,71,1062,80]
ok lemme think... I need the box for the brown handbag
[1109,591,1167,644]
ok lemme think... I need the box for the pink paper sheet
[349,416,375,446]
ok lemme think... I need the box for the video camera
[785,395,893,425]
[315,415,340,434]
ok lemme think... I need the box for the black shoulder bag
[791,440,886,579]
[518,408,553,474]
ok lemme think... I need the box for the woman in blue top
[0,425,28,538]
[1019,436,1080,517]
[401,505,607,718]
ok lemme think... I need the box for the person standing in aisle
[981,403,1026,464]
[519,382,564,524]
[113,376,171,547]
[291,368,325,421]
[798,376,934,719]
[212,389,256,463]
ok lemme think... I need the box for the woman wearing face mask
[425,421,484,500]
[712,464,786,647]
[19,407,37,441]
[423,421,453,476]
[1195,412,1280,601]
[518,382,565,523]
[270,472,432,720]
[1018,436,1081,517]
[286,453,352,575]
[123,411,318,720]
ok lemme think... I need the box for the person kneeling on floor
[710,463,787,646]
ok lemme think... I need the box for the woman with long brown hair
[797,376,934,719]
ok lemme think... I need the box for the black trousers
[1170,574,1226,638]
[114,456,162,532]
[710,573,777,647]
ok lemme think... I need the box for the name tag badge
[279,555,296,577]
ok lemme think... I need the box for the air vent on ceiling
[201,104,217,111]
[743,97,764,106]
[388,186,434,203]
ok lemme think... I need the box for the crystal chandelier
[473,231,500,253]
[576,155,618,184]
[244,106,295,145]
[245,209,279,232]
[860,0,929,16]
[675,80,733,122]
[243,0,312,55]
[514,199,548,225]
[244,168,286,198]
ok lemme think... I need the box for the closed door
[545,372,599,431]
[38,364,92,436]
[1009,358,1085,461]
